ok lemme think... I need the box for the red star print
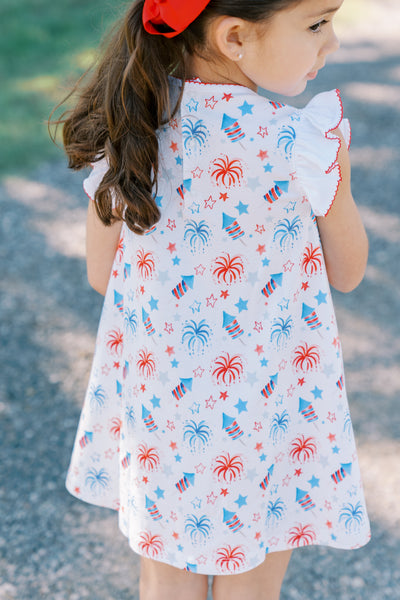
[327,433,336,443]
[206,294,217,307]
[170,141,178,152]
[167,219,176,231]
[205,96,218,109]
[254,321,263,332]
[204,195,216,209]
[298,378,305,386]
[113,361,120,369]
[255,442,263,452]
[220,290,229,298]
[139,285,145,294]
[193,366,204,377]
[253,422,262,431]
[283,260,294,272]
[220,488,229,496]
[256,244,266,255]
[191,166,203,178]
[255,531,262,541]
[170,441,177,451]
[255,224,265,234]
[140,384,146,392]
[257,126,269,138]
[164,322,174,334]
[301,281,310,291]
[167,242,176,253]
[257,149,268,160]
[326,521,333,529]
[205,395,217,409]
[166,420,175,431]
[172,532,179,540]
[74,487,80,495]
[112,269,118,278]
[194,264,205,275]
[289,172,297,181]
[165,345,174,356]
[219,192,228,201]
[170,118,178,129]
[332,337,340,348]
[294,468,302,477]
[220,391,228,401]
[142,476,148,484]
[255,344,264,355]
[222,93,233,101]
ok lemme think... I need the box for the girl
[60,0,371,598]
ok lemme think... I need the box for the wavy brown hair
[54,0,298,233]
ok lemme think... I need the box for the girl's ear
[211,16,249,62]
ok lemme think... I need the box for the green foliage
[0,0,123,176]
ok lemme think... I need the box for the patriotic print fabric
[66,81,370,574]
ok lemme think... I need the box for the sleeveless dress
[66,80,370,575]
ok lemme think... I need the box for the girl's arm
[86,200,123,295]
[317,130,368,293]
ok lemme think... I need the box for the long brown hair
[55,0,298,233]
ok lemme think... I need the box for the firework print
[67,81,370,575]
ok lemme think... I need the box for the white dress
[66,80,371,575]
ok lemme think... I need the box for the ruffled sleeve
[294,89,351,217]
[83,157,117,209]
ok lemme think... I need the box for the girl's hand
[86,200,123,295]
[317,129,368,293]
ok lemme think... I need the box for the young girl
[61,0,371,598]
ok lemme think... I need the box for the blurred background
[0,0,399,598]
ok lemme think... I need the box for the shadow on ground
[1,29,399,600]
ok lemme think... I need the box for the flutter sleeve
[83,157,117,210]
[294,89,351,217]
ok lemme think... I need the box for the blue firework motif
[183,219,212,253]
[181,319,212,355]
[182,116,209,155]
[343,410,352,439]
[266,497,286,525]
[277,125,296,158]
[270,316,294,349]
[339,502,365,533]
[183,419,212,452]
[85,467,110,493]
[184,513,213,544]
[269,410,290,444]
[125,405,136,428]
[124,307,138,338]
[273,216,303,250]
[88,384,107,410]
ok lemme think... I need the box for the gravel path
[1,2,399,598]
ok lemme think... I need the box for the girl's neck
[186,54,257,91]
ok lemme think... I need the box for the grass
[1,0,365,178]
[0,0,124,177]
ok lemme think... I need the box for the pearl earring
[237,53,243,60]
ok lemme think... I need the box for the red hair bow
[142,0,211,38]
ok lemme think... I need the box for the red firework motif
[211,352,244,385]
[137,443,160,471]
[289,435,317,463]
[212,253,245,285]
[138,531,164,558]
[116,235,124,263]
[136,348,157,379]
[301,243,323,276]
[292,343,321,372]
[106,329,123,356]
[287,523,317,548]
[109,417,122,440]
[136,247,156,279]
[213,452,244,482]
[210,155,244,187]
[216,545,246,573]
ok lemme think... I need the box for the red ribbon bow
[142,0,211,38]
